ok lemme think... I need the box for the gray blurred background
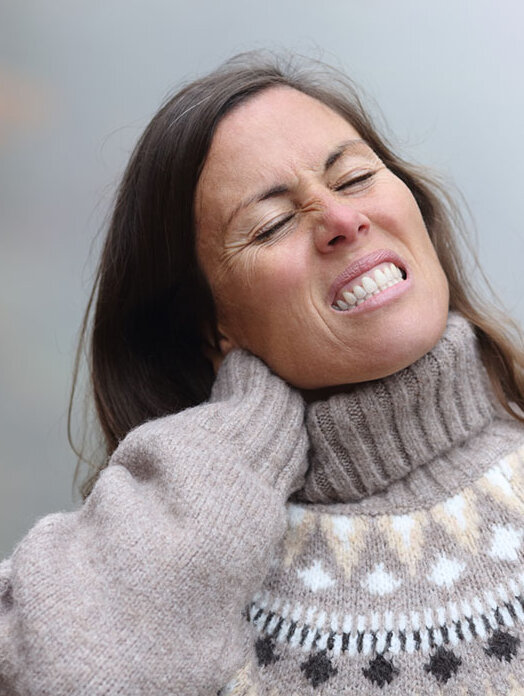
[1,0,523,558]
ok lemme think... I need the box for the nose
[313,199,370,253]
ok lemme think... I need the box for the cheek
[216,245,309,341]
[371,175,426,229]
[230,239,306,303]
[255,249,307,297]
[387,199,425,237]
[378,190,439,264]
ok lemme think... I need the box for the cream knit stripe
[300,313,497,503]
[247,571,524,657]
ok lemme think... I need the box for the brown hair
[70,51,524,499]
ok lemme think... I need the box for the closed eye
[334,171,375,192]
[253,171,376,242]
[254,213,295,242]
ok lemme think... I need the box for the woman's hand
[205,348,309,495]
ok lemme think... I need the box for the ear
[201,323,238,374]
[217,332,236,357]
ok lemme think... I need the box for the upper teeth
[334,262,404,310]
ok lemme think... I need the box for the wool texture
[223,313,524,695]
[0,312,523,695]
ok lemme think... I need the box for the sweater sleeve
[0,351,308,696]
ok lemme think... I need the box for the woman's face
[196,87,449,389]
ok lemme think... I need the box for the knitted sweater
[1,313,523,695]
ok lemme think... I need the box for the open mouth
[332,262,407,311]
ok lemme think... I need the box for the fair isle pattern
[235,445,524,693]
[222,325,524,695]
[247,572,524,658]
[221,671,524,696]
[278,447,524,593]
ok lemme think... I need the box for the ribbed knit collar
[296,313,497,504]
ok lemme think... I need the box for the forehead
[208,86,359,165]
[195,87,362,226]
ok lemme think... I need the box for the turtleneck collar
[295,313,499,505]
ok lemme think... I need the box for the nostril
[328,235,345,246]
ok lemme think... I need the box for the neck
[295,312,498,504]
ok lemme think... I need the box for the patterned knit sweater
[231,313,524,695]
[0,313,523,695]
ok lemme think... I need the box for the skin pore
[196,86,450,393]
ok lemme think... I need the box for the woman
[1,52,523,695]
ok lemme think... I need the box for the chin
[295,305,450,395]
[376,316,449,379]
[368,306,450,381]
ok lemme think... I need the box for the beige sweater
[1,313,523,695]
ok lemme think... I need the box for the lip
[328,249,408,306]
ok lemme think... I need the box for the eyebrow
[324,139,368,170]
[225,138,370,227]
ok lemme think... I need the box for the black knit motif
[262,612,275,632]
[424,646,462,683]
[454,620,464,641]
[299,624,309,647]
[484,630,520,663]
[465,615,477,637]
[255,636,280,667]
[506,602,518,621]
[362,654,399,688]
[300,650,338,688]
[286,621,297,641]
[247,584,524,674]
